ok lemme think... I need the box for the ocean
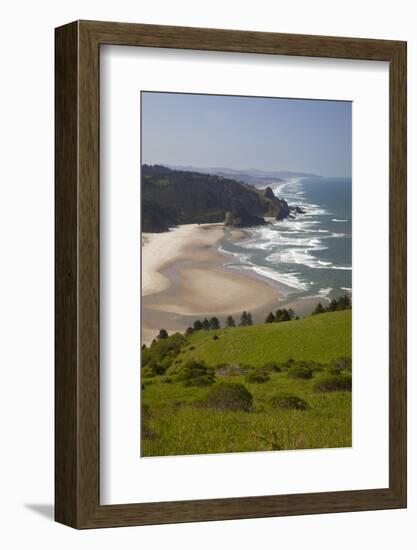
[220,176,352,303]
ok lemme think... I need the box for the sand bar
[141,224,281,342]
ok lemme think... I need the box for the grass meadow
[141,310,352,457]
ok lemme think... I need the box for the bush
[287,365,313,380]
[215,364,247,377]
[177,359,215,387]
[313,373,352,392]
[183,375,214,387]
[327,366,342,376]
[142,360,168,377]
[330,356,352,371]
[261,361,281,373]
[141,332,187,367]
[245,371,270,384]
[270,393,309,411]
[205,382,253,412]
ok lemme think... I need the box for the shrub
[287,365,313,380]
[205,382,253,412]
[183,375,214,387]
[141,332,187,367]
[270,393,309,411]
[245,371,270,384]
[142,360,168,377]
[327,366,342,376]
[216,364,247,377]
[330,356,352,371]
[313,373,352,392]
[261,361,281,373]
[177,359,215,387]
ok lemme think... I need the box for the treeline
[149,294,352,344]
[264,308,296,324]
[149,311,254,346]
[184,311,254,336]
[312,294,351,315]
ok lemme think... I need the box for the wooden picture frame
[55,20,407,529]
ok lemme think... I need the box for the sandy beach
[141,224,280,343]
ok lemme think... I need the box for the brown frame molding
[55,20,407,529]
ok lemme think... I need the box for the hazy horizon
[141,92,352,178]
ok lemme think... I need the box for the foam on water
[220,176,352,296]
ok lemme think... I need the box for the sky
[141,92,352,177]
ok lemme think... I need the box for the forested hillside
[142,164,300,232]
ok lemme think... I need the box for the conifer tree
[226,315,236,328]
[265,312,275,323]
[209,317,220,330]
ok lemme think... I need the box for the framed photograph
[55,20,406,528]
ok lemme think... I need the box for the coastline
[141,223,280,344]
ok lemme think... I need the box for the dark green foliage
[270,393,309,410]
[265,312,275,323]
[261,361,281,372]
[226,315,236,328]
[209,317,221,330]
[141,164,291,232]
[245,371,270,384]
[330,356,352,371]
[313,373,352,393]
[239,311,253,327]
[185,326,194,336]
[157,328,168,340]
[202,318,210,330]
[328,298,338,311]
[177,359,215,387]
[141,332,187,377]
[327,366,342,375]
[312,302,325,315]
[213,334,219,341]
[275,308,294,322]
[337,294,351,310]
[193,320,203,331]
[205,382,253,412]
[313,295,351,316]
[287,364,313,380]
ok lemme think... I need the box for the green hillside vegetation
[141,310,352,457]
[142,164,297,232]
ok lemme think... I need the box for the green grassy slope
[180,310,351,368]
[141,310,352,457]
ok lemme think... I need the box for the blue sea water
[220,177,352,301]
